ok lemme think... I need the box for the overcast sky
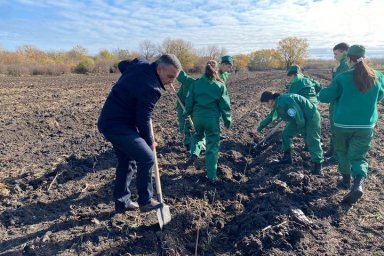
[0,0,383,58]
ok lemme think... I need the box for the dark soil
[1,71,383,256]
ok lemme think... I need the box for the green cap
[347,45,365,58]
[221,55,234,65]
[287,65,300,76]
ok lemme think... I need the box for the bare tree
[198,45,228,61]
[276,37,309,68]
[139,40,158,60]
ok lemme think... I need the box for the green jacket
[185,74,231,127]
[258,74,321,132]
[176,70,196,107]
[258,94,316,131]
[319,69,384,128]
[220,70,231,82]
[274,94,317,129]
[287,73,322,104]
[332,53,349,79]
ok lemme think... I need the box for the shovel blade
[156,204,171,229]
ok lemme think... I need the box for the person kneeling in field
[318,45,384,204]
[259,91,324,175]
[183,60,232,184]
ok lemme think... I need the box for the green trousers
[190,116,220,181]
[333,127,373,177]
[328,103,337,158]
[282,111,323,163]
[177,106,192,147]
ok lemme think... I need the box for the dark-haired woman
[184,60,232,184]
[259,91,324,175]
[318,45,384,204]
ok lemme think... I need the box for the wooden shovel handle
[170,83,195,131]
[149,119,164,203]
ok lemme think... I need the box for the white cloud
[1,0,383,57]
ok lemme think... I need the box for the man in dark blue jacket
[98,54,181,213]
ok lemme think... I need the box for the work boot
[337,174,351,189]
[271,150,292,165]
[342,176,364,204]
[185,154,197,168]
[139,198,162,212]
[312,162,324,176]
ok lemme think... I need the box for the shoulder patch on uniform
[287,108,296,117]
[186,91,190,98]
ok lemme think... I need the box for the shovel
[149,119,171,229]
[252,120,284,150]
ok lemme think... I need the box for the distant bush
[7,64,29,76]
[93,59,117,73]
[305,59,335,69]
[31,64,69,76]
[73,58,95,74]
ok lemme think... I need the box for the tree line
[1,37,382,76]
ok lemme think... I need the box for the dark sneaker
[185,155,197,168]
[139,198,162,212]
[325,156,337,164]
[312,162,324,176]
[270,151,292,165]
[337,174,351,189]
[115,198,139,213]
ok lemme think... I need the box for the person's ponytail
[349,55,376,92]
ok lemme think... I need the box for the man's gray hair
[155,54,182,70]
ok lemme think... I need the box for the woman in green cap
[176,55,233,152]
[259,91,324,175]
[184,60,232,184]
[318,45,384,204]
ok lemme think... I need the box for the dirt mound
[1,71,383,255]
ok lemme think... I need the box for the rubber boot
[342,176,364,204]
[337,174,351,189]
[271,150,292,165]
[312,162,324,176]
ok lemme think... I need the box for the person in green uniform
[257,65,322,164]
[184,60,232,184]
[325,43,350,162]
[259,91,324,175]
[318,45,384,204]
[176,55,233,152]
[176,70,197,152]
[219,55,234,82]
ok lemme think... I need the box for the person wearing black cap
[98,54,182,213]
[318,45,384,204]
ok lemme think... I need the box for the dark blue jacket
[97,57,165,146]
